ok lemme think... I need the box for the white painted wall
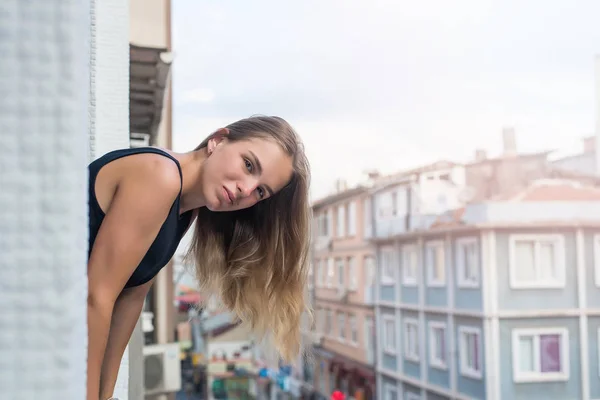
[90,0,132,398]
[0,0,90,398]
[90,0,130,161]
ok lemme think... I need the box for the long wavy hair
[185,115,312,362]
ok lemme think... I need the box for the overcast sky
[171,0,600,201]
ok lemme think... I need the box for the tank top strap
[88,146,185,217]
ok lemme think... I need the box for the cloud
[180,88,215,104]
[172,0,600,199]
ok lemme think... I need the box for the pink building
[311,185,377,400]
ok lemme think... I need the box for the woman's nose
[237,180,257,198]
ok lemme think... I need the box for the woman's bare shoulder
[95,150,181,213]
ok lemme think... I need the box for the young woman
[87,115,311,400]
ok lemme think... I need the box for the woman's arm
[99,278,155,400]
[87,157,181,400]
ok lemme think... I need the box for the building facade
[311,187,378,399]
[374,179,600,400]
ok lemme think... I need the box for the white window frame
[402,244,418,286]
[327,258,335,288]
[383,383,398,400]
[380,246,396,286]
[382,315,396,354]
[428,321,447,370]
[336,258,345,289]
[348,257,357,290]
[508,234,565,289]
[347,201,357,236]
[315,259,322,287]
[459,326,483,379]
[512,327,569,383]
[404,318,420,362]
[363,197,372,238]
[594,234,600,287]
[336,205,346,238]
[349,314,358,345]
[337,312,346,340]
[426,240,446,287]
[456,237,480,288]
[405,393,420,400]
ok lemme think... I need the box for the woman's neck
[177,148,208,214]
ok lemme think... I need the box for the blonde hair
[186,115,312,362]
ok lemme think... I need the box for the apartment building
[311,185,377,400]
[371,161,467,238]
[374,178,600,400]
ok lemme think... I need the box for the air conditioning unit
[143,343,182,396]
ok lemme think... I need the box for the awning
[329,356,375,384]
[129,44,173,143]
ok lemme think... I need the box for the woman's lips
[223,187,234,204]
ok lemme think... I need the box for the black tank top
[88,147,194,288]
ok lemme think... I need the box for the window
[347,201,357,236]
[426,241,445,287]
[405,393,420,400]
[327,258,335,288]
[384,384,398,400]
[316,211,329,237]
[428,322,447,369]
[348,257,357,290]
[337,312,346,340]
[391,191,398,216]
[380,247,396,286]
[382,315,396,353]
[459,326,482,379]
[325,310,332,335]
[336,205,346,237]
[456,237,479,287]
[308,263,314,289]
[364,256,375,285]
[509,234,565,288]
[402,244,418,286]
[336,258,345,288]
[315,259,322,287]
[512,328,569,382]
[404,318,420,361]
[316,308,324,332]
[593,234,600,287]
[349,314,358,344]
[377,190,394,218]
[363,197,372,238]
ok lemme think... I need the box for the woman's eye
[244,159,253,172]
[257,187,265,199]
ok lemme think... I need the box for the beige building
[311,186,377,400]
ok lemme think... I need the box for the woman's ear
[207,128,230,155]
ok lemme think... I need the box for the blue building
[372,178,600,400]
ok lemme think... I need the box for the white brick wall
[90,0,130,161]
[90,0,132,398]
[0,0,90,398]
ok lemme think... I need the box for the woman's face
[201,132,294,212]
